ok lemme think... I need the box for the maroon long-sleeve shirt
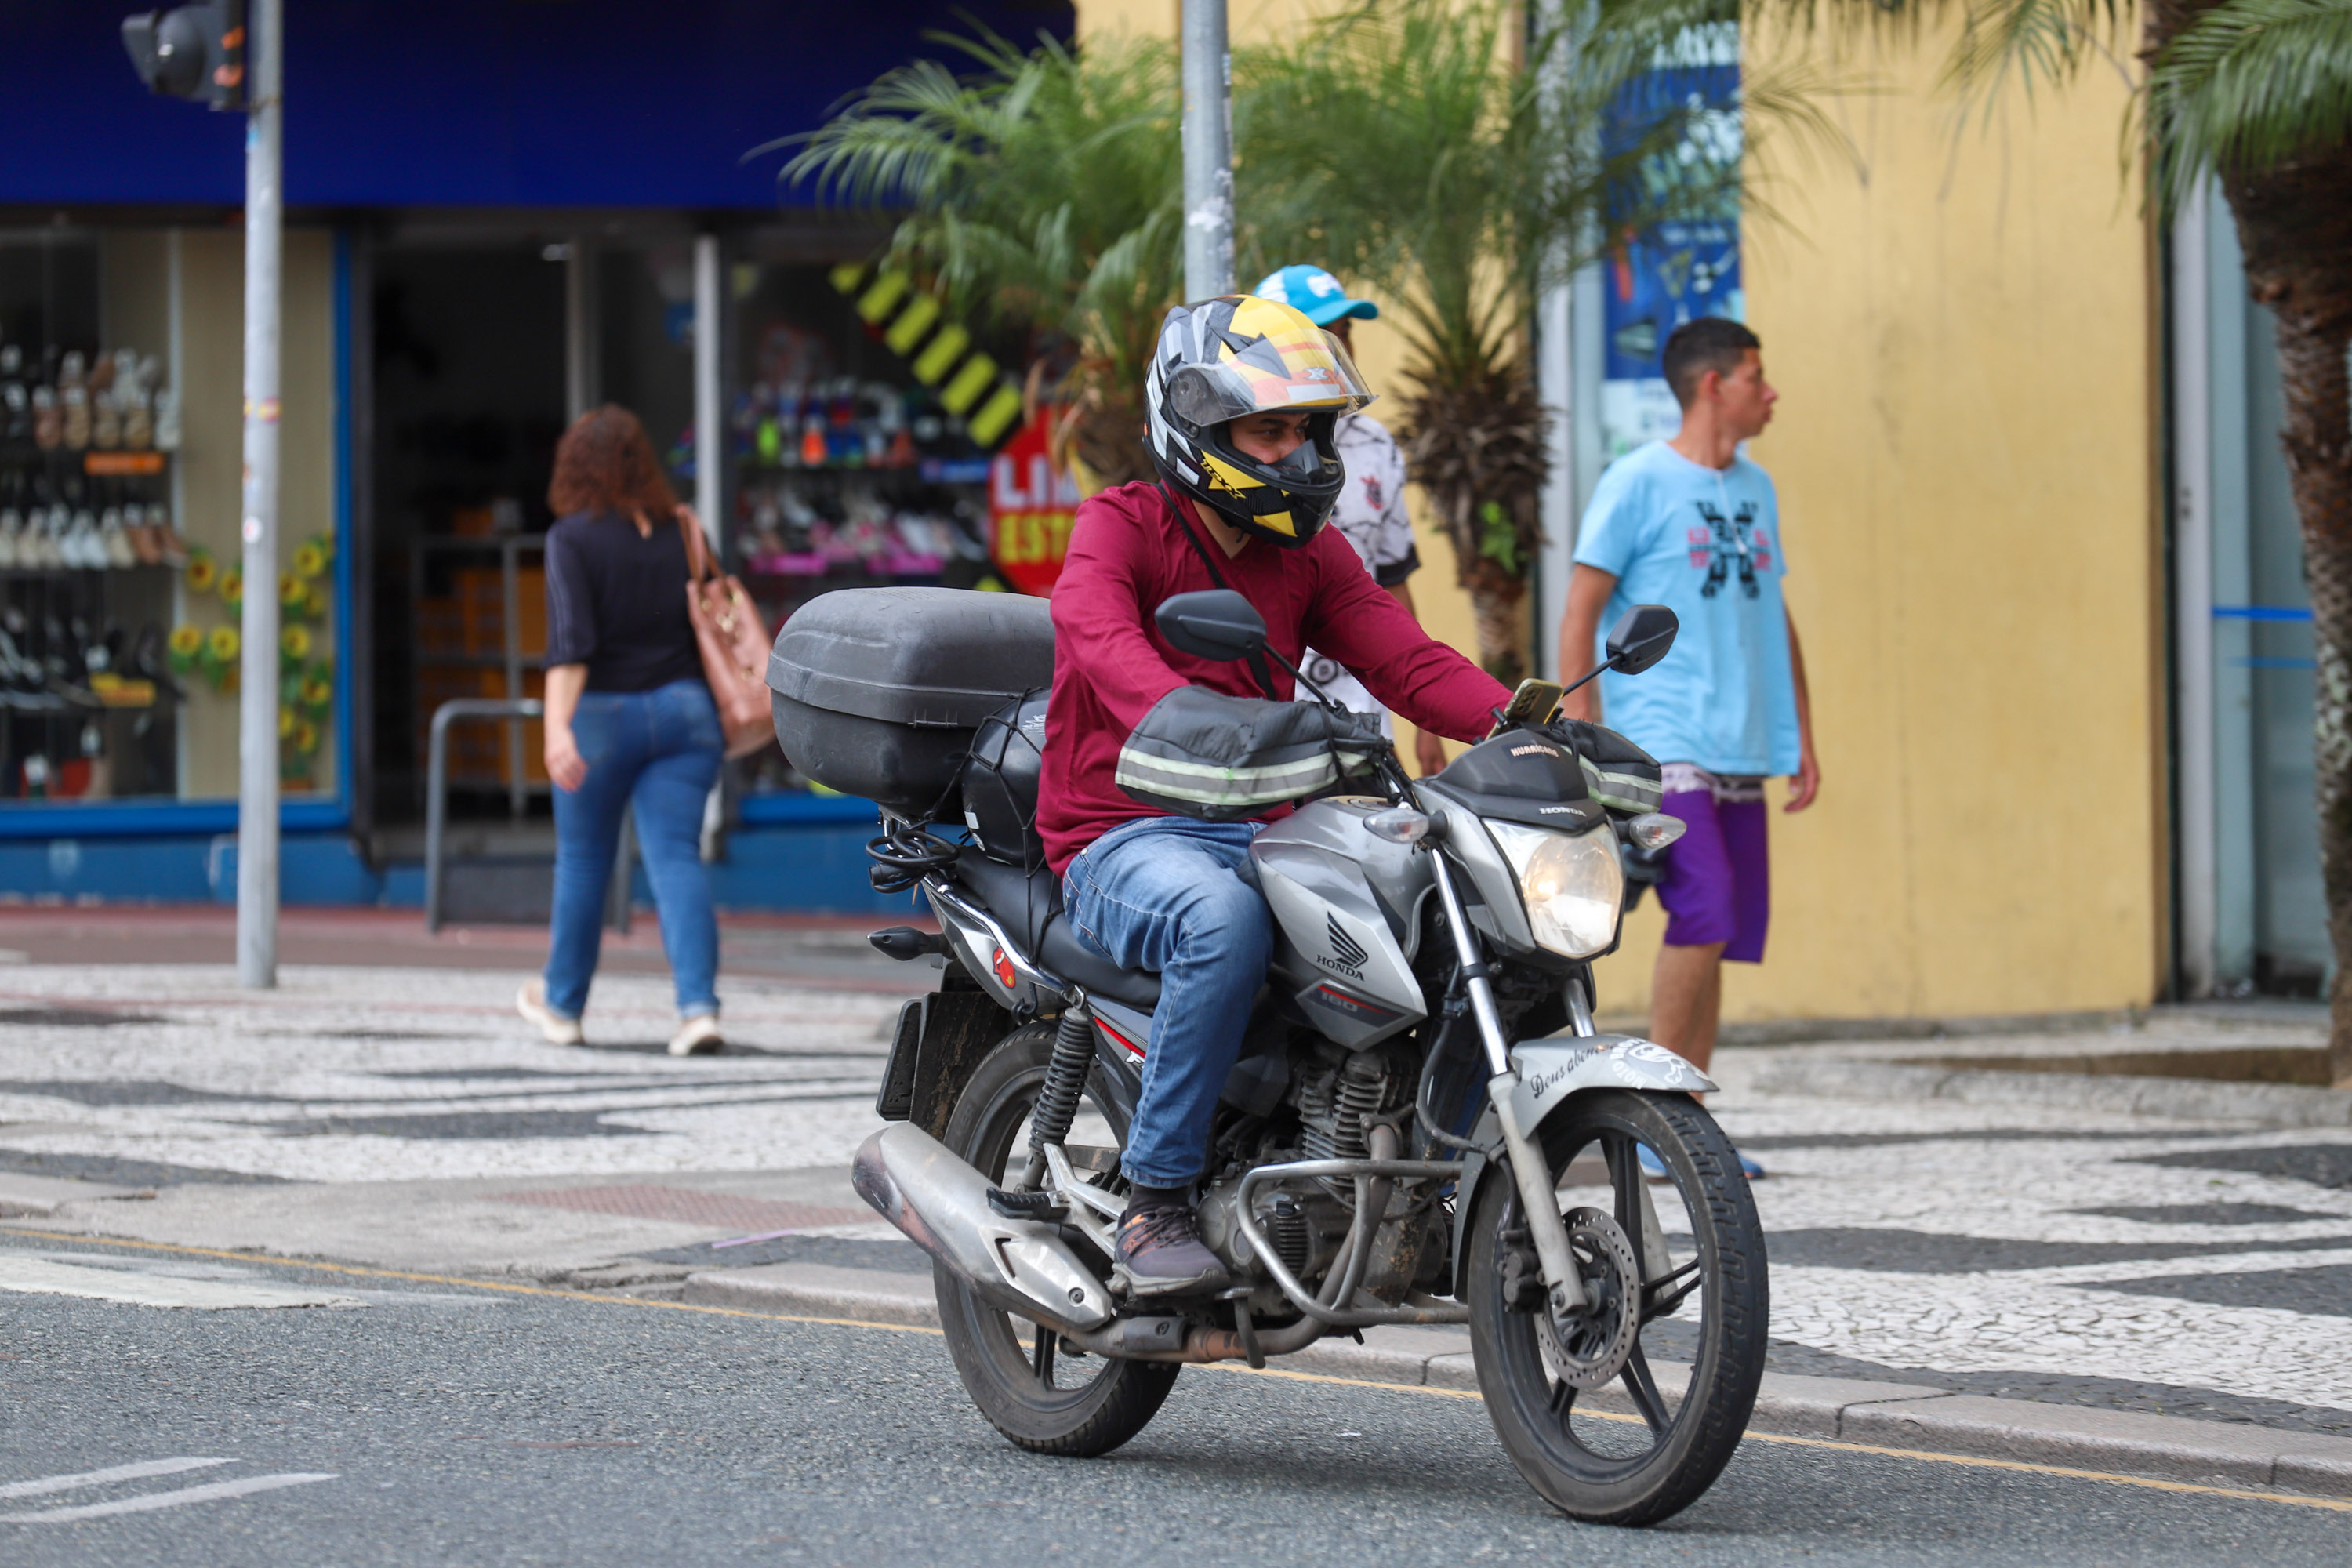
[1040,481,1512,873]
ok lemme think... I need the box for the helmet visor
[1167,319,1376,428]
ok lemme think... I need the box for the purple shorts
[1656,786,1770,963]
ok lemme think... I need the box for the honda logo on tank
[988,412,1082,597]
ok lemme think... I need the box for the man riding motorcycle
[1039,295,1513,1294]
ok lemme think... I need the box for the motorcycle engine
[1196,1042,1438,1308]
[1294,1043,1414,1163]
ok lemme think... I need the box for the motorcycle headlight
[1485,820,1624,959]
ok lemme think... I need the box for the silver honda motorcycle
[844,591,1768,1526]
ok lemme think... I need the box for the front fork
[1425,846,1589,1313]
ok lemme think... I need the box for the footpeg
[986,1186,1069,1223]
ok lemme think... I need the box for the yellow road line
[8,1226,2347,1515]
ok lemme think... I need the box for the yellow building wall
[1073,0,2164,1022]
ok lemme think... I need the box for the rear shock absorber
[1019,989,1094,1191]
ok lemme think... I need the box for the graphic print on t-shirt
[1687,501,1775,600]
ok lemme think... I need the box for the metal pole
[691,234,727,866]
[237,0,284,989]
[1180,0,1233,299]
[2172,183,2218,999]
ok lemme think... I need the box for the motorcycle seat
[953,848,1162,1011]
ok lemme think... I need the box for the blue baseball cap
[1252,264,1380,327]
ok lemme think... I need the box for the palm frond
[2149,0,2352,215]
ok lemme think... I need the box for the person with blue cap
[1252,264,1451,778]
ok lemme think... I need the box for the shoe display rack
[0,343,190,801]
[724,263,1004,804]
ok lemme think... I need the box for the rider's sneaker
[1638,1142,1766,1181]
[516,980,583,1046]
[1113,1197,1229,1296]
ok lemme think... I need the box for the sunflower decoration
[220,567,243,613]
[299,662,334,713]
[278,570,306,609]
[301,583,328,620]
[201,624,241,691]
[306,530,334,566]
[281,624,313,664]
[167,623,204,675]
[278,703,296,740]
[184,547,218,594]
[292,540,327,581]
[290,717,320,756]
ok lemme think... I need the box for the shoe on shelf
[1636,1142,1766,1181]
[516,979,584,1046]
[1113,1198,1230,1296]
[667,1014,724,1056]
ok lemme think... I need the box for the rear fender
[1446,1035,1715,1298]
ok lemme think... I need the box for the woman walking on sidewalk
[515,405,726,1056]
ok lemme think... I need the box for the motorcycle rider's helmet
[1143,294,1376,550]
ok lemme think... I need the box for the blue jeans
[1062,817,1273,1189]
[543,678,724,1021]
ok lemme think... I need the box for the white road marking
[0,1457,232,1501]
[0,1472,337,1523]
[0,1258,364,1310]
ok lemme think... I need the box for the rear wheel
[935,1022,1178,1457]
[1467,1089,1767,1526]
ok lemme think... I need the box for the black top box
[764,586,1055,818]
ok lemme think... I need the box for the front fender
[1447,1035,1715,1299]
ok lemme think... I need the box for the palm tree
[1244,0,1786,682]
[1824,0,2352,1080]
[775,28,1185,485]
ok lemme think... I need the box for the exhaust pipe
[851,1123,1114,1335]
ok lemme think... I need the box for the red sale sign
[988,412,1083,597]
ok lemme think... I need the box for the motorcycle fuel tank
[1252,797,1432,1048]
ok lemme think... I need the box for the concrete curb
[0,1174,151,1218]
[1751,1057,2352,1130]
[684,1262,2352,1500]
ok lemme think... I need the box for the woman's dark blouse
[543,510,704,692]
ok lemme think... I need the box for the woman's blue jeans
[1061,817,1273,1189]
[543,678,723,1021]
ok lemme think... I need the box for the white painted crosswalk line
[0,1457,233,1502]
[0,1472,337,1523]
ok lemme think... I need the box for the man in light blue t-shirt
[1558,318,1820,1175]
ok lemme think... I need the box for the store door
[368,241,568,913]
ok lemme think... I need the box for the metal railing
[423,698,633,935]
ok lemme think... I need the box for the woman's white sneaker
[668,1014,724,1056]
[517,980,584,1046]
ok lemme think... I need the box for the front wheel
[1467,1089,1767,1526]
[935,1021,1179,1457]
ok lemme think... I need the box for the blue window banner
[0,1,1074,211]
[1599,26,1743,459]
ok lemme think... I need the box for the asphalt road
[0,1233,2343,1566]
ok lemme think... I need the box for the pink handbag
[676,508,774,758]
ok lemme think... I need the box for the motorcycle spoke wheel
[1468,1088,1768,1526]
[934,1021,1178,1458]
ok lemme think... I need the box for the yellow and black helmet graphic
[1145,295,1375,550]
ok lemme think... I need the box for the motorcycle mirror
[1156,590,1268,663]
[1604,604,1679,675]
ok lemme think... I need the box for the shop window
[720,260,1000,805]
[0,229,340,815]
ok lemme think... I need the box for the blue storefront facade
[0,0,1066,915]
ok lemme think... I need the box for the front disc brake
[1534,1206,1642,1390]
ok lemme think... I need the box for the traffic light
[122,2,245,110]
